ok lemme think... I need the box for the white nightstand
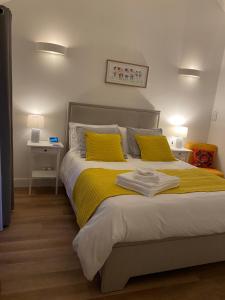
[171,147,192,162]
[27,141,64,195]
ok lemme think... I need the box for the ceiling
[1,0,225,11]
[218,0,225,11]
[0,0,12,4]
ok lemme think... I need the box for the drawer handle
[44,149,47,152]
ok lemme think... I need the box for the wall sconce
[36,42,67,55]
[178,68,201,78]
[169,115,186,126]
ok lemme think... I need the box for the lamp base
[31,128,40,143]
[175,137,183,149]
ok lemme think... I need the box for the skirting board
[14,178,63,188]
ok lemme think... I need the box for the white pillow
[69,122,118,150]
[119,127,129,155]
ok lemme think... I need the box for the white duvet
[60,150,225,281]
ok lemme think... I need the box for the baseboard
[14,178,63,188]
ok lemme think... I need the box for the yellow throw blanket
[73,168,225,228]
[158,169,225,194]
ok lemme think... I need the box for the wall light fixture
[178,68,201,78]
[36,42,67,55]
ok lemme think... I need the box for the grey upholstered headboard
[67,102,160,148]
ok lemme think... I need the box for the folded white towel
[134,173,159,184]
[133,168,160,184]
[118,173,179,189]
[136,168,155,176]
[116,171,180,197]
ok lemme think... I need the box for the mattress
[60,149,225,281]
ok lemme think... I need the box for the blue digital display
[49,137,59,143]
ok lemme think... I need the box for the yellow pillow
[135,135,176,161]
[85,132,126,162]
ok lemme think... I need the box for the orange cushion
[185,141,218,165]
[203,168,224,178]
[192,148,215,168]
[185,141,217,152]
[185,141,223,177]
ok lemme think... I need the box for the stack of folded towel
[116,168,180,197]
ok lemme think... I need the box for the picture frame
[105,59,149,88]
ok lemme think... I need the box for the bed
[61,102,225,293]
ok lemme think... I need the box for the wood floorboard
[1,187,225,299]
[0,237,74,253]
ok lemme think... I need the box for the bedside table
[171,147,192,162]
[27,141,64,195]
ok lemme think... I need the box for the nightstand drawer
[31,147,57,154]
[171,148,192,163]
[175,151,185,159]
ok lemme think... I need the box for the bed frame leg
[101,272,128,293]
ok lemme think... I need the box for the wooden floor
[1,189,225,300]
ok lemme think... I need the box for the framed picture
[105,59,149,88]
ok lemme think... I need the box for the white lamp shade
[172,126,188,138]
[27,114,44,129]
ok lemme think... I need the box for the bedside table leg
[186,152,191,163]
[29,177,32,195]
[29,149,32,195]
[55,151,60,195]
[55,178,58,195]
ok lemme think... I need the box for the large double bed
[60,102,225,293]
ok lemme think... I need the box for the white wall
[208,49,225,172]
[6,0,225,185]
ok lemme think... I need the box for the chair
[185,141,224,178]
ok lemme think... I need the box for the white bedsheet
[60,150,225,281]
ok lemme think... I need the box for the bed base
[100,233,225,293]
[65,103,225,293]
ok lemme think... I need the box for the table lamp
[172,126,188,149]
[27,114,44,143]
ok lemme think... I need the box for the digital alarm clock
[49,137,59,143]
